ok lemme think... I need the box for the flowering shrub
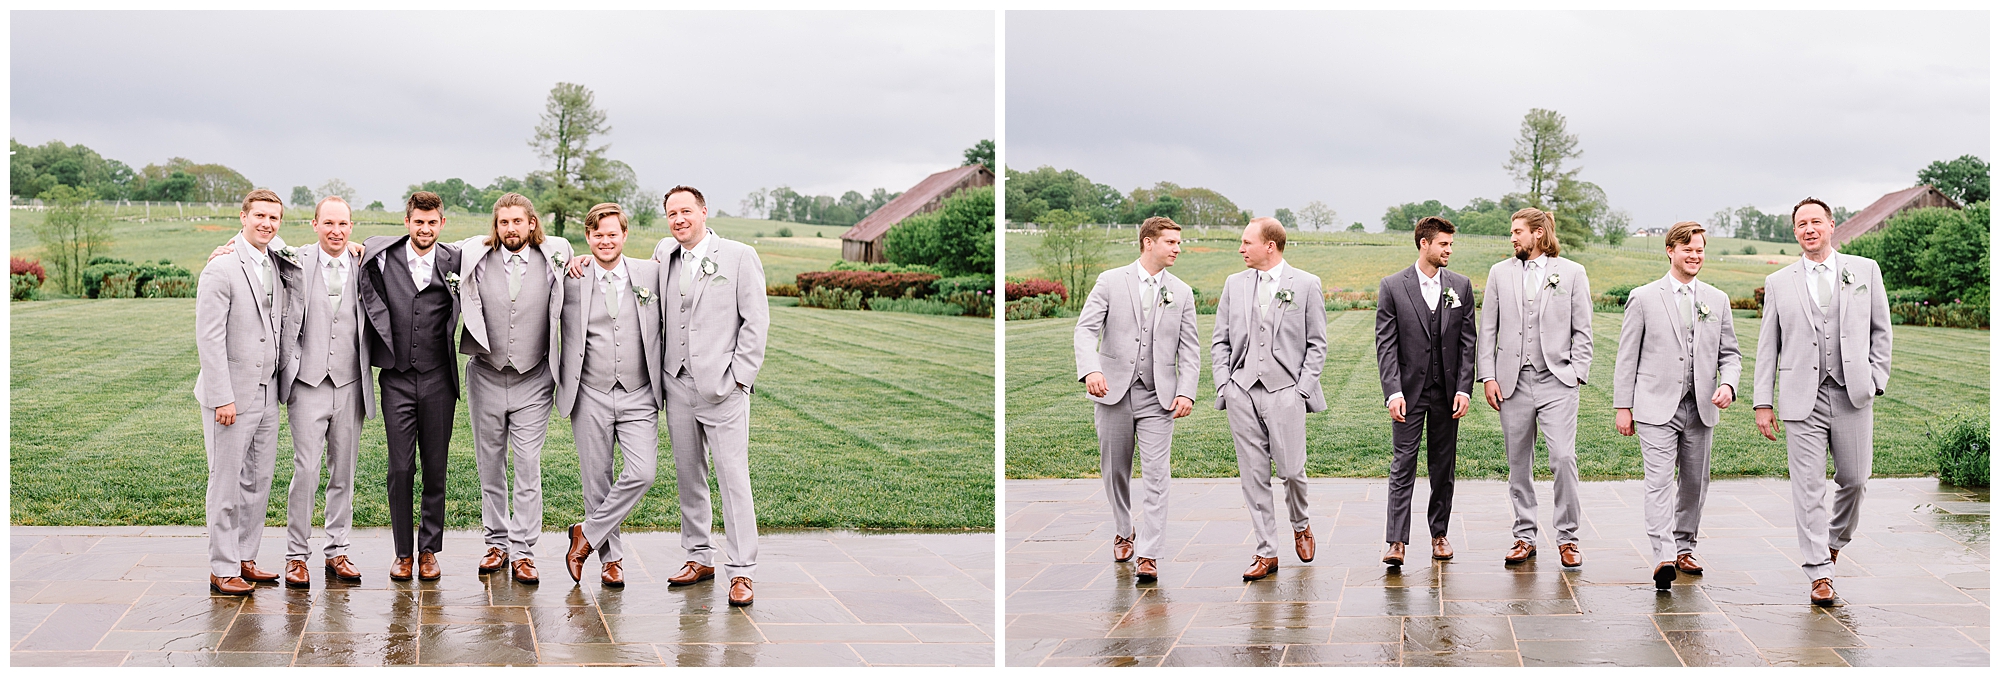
[11,257,46,283]
[795,270,939,299]
[1006,278,1067,302]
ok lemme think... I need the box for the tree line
[11,140,255,204]
[735,140,991,229]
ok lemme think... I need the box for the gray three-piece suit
[558,256,664,565]
[194,233,291,578]
[1374,264,1477,545]
[1211,263,1328,559]
[1478,254,1593,547]
[277,245,377,563]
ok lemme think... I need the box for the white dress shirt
[1135,260,1163,314]
[1804,251,1840,309]
[407,243,437,291]
[1521,254,1548,300]
[1254,260,1290,316]
[323,250,350,313]
[1415,263,1441,311]
[594,255,630,318]
[679,229,716,286]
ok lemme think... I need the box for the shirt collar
[680,229,715,263]
[1133,260,1163,285]
[592,256,630,283]
[406,241,436,266]
[1258,260,1288,282]
[1523,253,1547,268]
[1663,273,1695,295]
[1414,262,1440,285]
[1806,251,1838,273]
[233,233,268,263]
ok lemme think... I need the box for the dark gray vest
[379,248,453,373]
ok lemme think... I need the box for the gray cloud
[1007,11,1988,231]
[12,10,994,210]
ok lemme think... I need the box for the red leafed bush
[11,257,46,283]
[795,270,940,299]
[1006,278,1067,302]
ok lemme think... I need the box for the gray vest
[1523,285,1550,373]
[297,259,361,388]
[667,268,691,377]
[1135,280,1157,390]
[1811,290,1845,387]
[1233,295,1296,392]
[476,247,552,372]
[580,280,648,393]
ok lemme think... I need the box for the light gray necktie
[1524,260,1541,299]
[1814,263,1832,313]
[257,255,274,309]
[601,270,621,319]
[326,258,346,314]
[508,252,525,302]
[1143,276,1156,315]
[1256,271,1274,317]
[1678,285,1694,351]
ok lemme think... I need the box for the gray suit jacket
[1754,254,1892,420]
[453,234,572,383]
[1477,255,1594,397]
[1375,265,1478,404]
[356,235,463,391]
[555,257,664,418]
[1612,277,1741,427]
[1210,264,1329,413]
[193,239,287,409]
[1073,262,1201,409]
[655,234,770,405]
[276,245,377,419]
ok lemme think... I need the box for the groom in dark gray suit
[1374,216,1476,567]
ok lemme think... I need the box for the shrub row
[1891,302,1988,329]
[795,271,940,300]
[828,260,943,276]
[799,286,866,310]
[1005,293,1071,320]
[82,257,195,299]
[766,283,800,297]
[867,296,964,316]
[1006,278,1067,302]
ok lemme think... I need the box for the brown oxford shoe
[1829,549,1839,564]
[1242,556,1279,581]
[390,557,414,581]
[285,560,311,588]
[602,560,625,588]
[210,575,254,596]
[1294,527,1316,562]
[417,552,441,581]
[478,547,508,574]
[668,561,716,586]
[240,560,279,583]
[1558,543,1583,568]
[1675,553,1704,575]
[1112,534,1134,563]
[1653,562,1678,590]
[1382,542,1406,567]
[728,577,754,606]
[565,524,590,582]
[1504,540,1536,564]
[325,555,362,582]
[512,558,540,584]
[1432,537,1454,561]
[1810,577,1836,606]
[1135,557,1158,582]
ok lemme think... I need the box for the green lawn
[1006,310,1986,481]
[10,300,994,530]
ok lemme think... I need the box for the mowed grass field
[11,300,995,530]
[1006,309,1987,481]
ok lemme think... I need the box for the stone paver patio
[11,527,993,667]
[1006,477,1989,667]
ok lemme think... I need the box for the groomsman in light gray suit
[559,203,664,589]
[1754,197,1892,606]
[456,193,572,585]
[1074,216,1200,583]
[1212,217,1327,581]
[277,196,375,588]
[1375,216,1477,567]
[654,186,770,607]
[194,188,293,595]
[1612,221,1741,590]
[1479,207,1593,568]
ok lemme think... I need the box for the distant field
[1006,229,1800,300]
[1006,310,1986,481]
[11,300,995,529]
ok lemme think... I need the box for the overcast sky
[1008,11,1989,232]
[12,11,993,212]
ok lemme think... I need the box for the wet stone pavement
[11,527,993,666]
[1007,477,1990,667]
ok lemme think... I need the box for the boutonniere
[272,245,301,266]
[698,257,719,278]
[1442,287,1462,309]
[1545,272,1563,293]
[1695,301,1714,323]
[1274,288,1295,304]
[444,271,462,293]
[549,252,565,270]
[1160,288,1175,307]
[1839,269,1854,287]
[633,286,657,306]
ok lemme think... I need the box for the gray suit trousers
[284,379,363,560]
[1096,380,1175,561]
[469,359,553,560]
[1637,392,1712,564]
[667,371,760,581]
[205,382,280,578]
[1788,378,1873,582]
[1500,367,1583,545]
[1226,381,1310,559]
[573,384,659,564]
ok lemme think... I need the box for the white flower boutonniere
[550,252,566,269]
[1840,269,1854,287]
[273,245,301,266]
[1274,288,1295,305]
[698,257,719,278]
[1442,287,1462,309]
[444,271,462,293]
[1546,272,1563,293]
[633,286,657,306]
[1695,301,1714,323]
[1160,288,1175,307]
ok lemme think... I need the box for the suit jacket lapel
[687,240,718,312]
[234,243,275,333]
[1658,278,1689,353]
[1794,261,1823,322]
[1126,265,1148,331]
[1398,267,1434,341]
[1148,271,1173,337]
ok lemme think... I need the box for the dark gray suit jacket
[1375,265,1477,405]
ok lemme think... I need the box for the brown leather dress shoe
[565,524,590,582]
[1558,543,1582,568]
[1504,540,1536,564]
[1829,549,1839,564]
[1432,537,1454,561]
[390,557,414,581]
[478,547,508,574]
[1675,553,1704,575]
[512,558,540,585]
[285,560,311,588]
[1242,556,1279,581]
[1810,577,1836,606]
[602,560,625,588]
[668,561,716,586]
[1135,557,1158,582]
[240,560,279,583]
[1294,527,1316,563]
[1382,542,1405,567]
[1112,534,1134,563]
[210,574,254,596]
[728,577,754,606]
[325,555,363,582]
[417,552,441,580]
[1653,562,1678,590]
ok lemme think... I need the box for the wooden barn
[840,164,994,263]
[1831,184,1963,247]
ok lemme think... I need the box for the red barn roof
[1832,184,1962,246]
[840,164,993,244]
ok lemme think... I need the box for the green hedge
[867,296,964,316]
[80,257,194,299]
[1933,415,1989,488]
[1891,302,1988,329]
